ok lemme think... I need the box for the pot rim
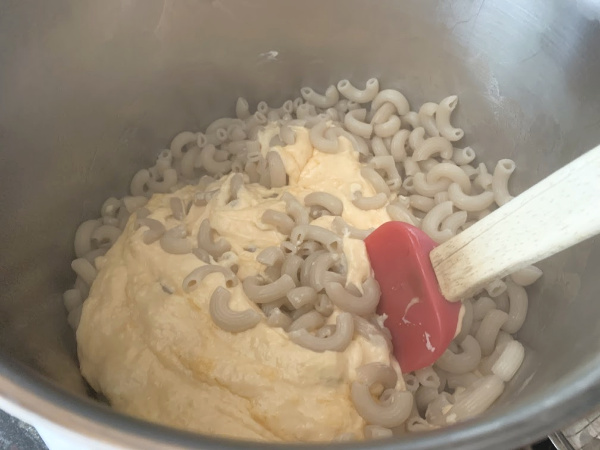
[1,351,599,449]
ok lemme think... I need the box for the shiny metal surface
[554,405,600,449]
[549,431,577,450]
[0,0,599,448]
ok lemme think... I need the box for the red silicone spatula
[365,222,461,373]
[365,145,600,373]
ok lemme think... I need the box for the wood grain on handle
[430,145,600,301]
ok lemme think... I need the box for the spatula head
[365,221,462,373]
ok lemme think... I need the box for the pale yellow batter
[77,126,403,442]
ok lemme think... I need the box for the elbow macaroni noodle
[66,78,536,442]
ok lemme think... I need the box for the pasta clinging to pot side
[65,78,538,443]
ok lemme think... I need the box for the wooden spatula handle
[430,145,600,301]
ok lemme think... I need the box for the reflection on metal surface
[550,431,577,450]
[576,0,600,22]
[558,405,600,449]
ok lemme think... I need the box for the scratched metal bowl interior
[0,1,599,449]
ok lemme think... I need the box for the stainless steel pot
[1,1,600,448]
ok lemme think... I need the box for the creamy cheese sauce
[77,126,403,442]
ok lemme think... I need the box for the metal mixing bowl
[1,1,600,448]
